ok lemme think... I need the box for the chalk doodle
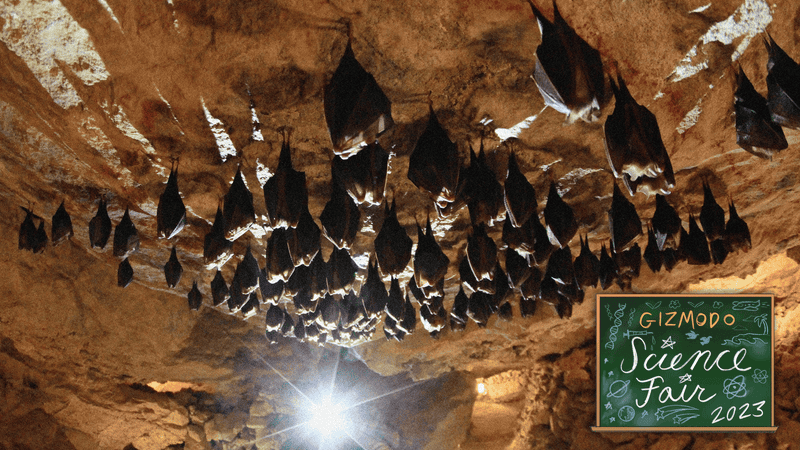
[618,405,635,422]
[604,303,626,350]
[669,300,681,309]
[661,335,676,349]
[732,300,760,311]
[700,336,711,346]
[645,301,662,310]
[688,301,704,308]
[627,308,637,327]
[752,369,768,384]
[641,410,648,418]
[723,375,748,399]
[623,330,652,339]
[686,330,698,340]
[679,373,692,384]
[609,417,615,422]
[655,405,700,424]
[605,402,613,410]
[723,314,769,346]
[606,380,631,398]
[712,301,723,309]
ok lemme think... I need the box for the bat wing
[598,244,618,290]
[19,207,36,251]
[450,287,469,331]
[210,270,230,307]
[156,163,186,239]
[699,181,726,241]
[320,175,361,250]
[652,194,681,250]
[408,105,461,203]
[188,282,203,311]
[685,215,711,265]
[288,209,321,267]
[113,208,139,258]
[608,183,642,252]
[467,224,497,282]
[203,205,233,268]
[643,226,663,273]
[467,291,492,328]
[327,247,357,296]
[725,201,751,253]
[374,200,412,276]
[51,201,73,246]
[397,295,417,334]
[89,198,112,249]
[266,228,295,283]
[573,235,599,288]
[265,304,285,332]
[543,181,577,248]
[465,146,503,226]
[765,35,800,129]
[735,67,788,159]
[504,152,537,228]
[414,219,451,290]
[332,142,389,206]
[384,277,406,322]
[223,166,256,241]
[238,245,261,295]
[505,247,531,290]
[164,246,183,288]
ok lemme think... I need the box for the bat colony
[23,0,798,348]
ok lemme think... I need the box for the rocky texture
[2,0,800,448]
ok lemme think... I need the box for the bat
[285,263,309,298]
[710,239,728,265]
[287,209,320,267]
[204,203,234,268]
[459,253,484,294]
[327,247,357,296]
[332,141,389,206]
[210,269,230,307]
[324,40,394,158]
[467,224,497,282]
[725,200,751,253]
[450,286,469,331]
[608,182,642,252]
[414,217,451,293]
[32,220,47,254]
[263,132,308,229]
[464,144,503,226]
[89,198,112,249]
[520,266,542,302]
[156,159,186,239]
[241,292,260,319]
[18,207,36,251]
[527,0,605,123]
[604,76,675,195]
[652,194,681,250]
[51,201,73,246]
[573,235,599,288]
[735,67,788,159]
[502,215,533,256]
[265,304,285,332]
[343,289,366,329]
[188,282,202,311]
[260,267,285,306]
[164,245,183,288]
[498,302,513,321]
[467,291,492,328]
[538,275,559,306]
[318,294,341,330]
[385,277,406,323]
[504,152,537,227]
[238,245,261,295]
[383,315,401,342]
[361,259,388,318]
[493,262,511,309]
[598,243,618,290]
[397,295,417,335]
[117,257,133,288]
[764,34,800,130]
[675,225,690,265]
[113,207,140,258]
[505,247,531,291]
[320,172,361,250]
[685,215,711,265]
[308,252,329,300]
[420,302,447,336]
[615,242,641,279]
[520,294,537,318]
[662,247,679,272]
[545,246,582,304]
[643,226,663,273]
[374,198,412,277]
[700,181,725,241]
[281,309,295,337]
[223,166,256,241]
[294,320,307,341]
[407,103,461,206]
[265,227,295,283]
[543,181,577,248]
[293,287,318,316]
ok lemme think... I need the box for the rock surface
[1,0,800,448]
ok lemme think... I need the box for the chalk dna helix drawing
[605,303,626,350]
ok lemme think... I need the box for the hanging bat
[493,262,511,309]
[332,141,389,206]
[685,215,711,265]
[260,267,285,306]
[374,198,412,277]
[359,259,386,318]
[504,152,537,227]
[32,220,47,254]
[266,227,295,283]
[281,309,295,337]
[397,295,417,335]
[324,40,394,158]
[467,291,492,328]
[662,247,679,272]
[204,203,234,269]
[608,182,642,252]
[343,289,366,329]
[598,243,617,290]
[573,235,599,288]
[505,247,531,291]
[498,302,513,321]
[308,252,329,300]
[450,286,469,331]
[211,269,230,307]
[157,159,186,239]
[407,103,461,206]
[294,319,307,341]
[288,210,321,267]
[643,226,663,273]
[320,172,361,250]
[164,245,183,288]
[385,277,406,323]
[467,224,497,282]
[459,254,485,294]
[318,294,341,331]
[241,292,260,319]
[51,201,73,246]
[538,275,559,307]
[265,304,285,333]
[18,207,37,251]
[118,257,133,288]
[414,217,451,294]
[527,0,605,123]
[293,287,318,315]
[89,198,112,249]
[764,34,800,130]
[408,275,430,306]
[675,225,690,265]
[502,215,534,257]
[237,245,261,295]
[520,265,542,303]
[710,239,728,265]
[604,76,675,195]
[543,181,577,248]
[735,67,788,159]
[223,166,256,241]
[188,282,203,311]
[520,295,537,318]
[615,242,641,279]
[327,247,357,296]
[113,207,139,258]
[725,200,751,253]
[700,181,726,241]
[652,194,681,250]
[285,263,309,298]
[545,246,582,304]
[420,302,447,336]
[464,144,503,226]
[264,132,308,229]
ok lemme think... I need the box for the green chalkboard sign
[593,294,776,432]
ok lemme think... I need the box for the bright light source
[477,382,486,395]
[310,399,344,436]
